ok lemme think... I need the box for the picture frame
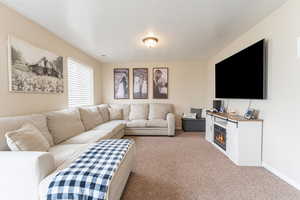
[8,36,64,94]
[133,68,148,99]
[153,67,168,99]
[244,108,255,119]
[114,68,129,99]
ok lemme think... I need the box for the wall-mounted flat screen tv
[215,39,267,99]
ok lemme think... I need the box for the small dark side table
[182,118,206,132]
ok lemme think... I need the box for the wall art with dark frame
[153,67,168,99]
[133,68,148,99]
[114,68,129,99]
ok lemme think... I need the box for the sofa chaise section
[0,105,133,200]
[39,140,136,200]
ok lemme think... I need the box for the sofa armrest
[0,152,55,200]
[167,113,176,136]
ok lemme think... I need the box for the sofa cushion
[62,129,114,144]
[93,120,125,134]
[46,108,85,144]
[149,103,173,120]
[146,120,168,128]
[5,123,50,152]
[97,104,110,122]
[129,104,149,120]
[126,120,147,128]
[0,114,54,150]
[79,106,104,131]
[49,144,90,167]
[110,104,130,120]
[109,108,123,120]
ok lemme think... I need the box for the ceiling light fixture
[142,36,159,48]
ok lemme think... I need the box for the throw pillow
[79,106,104,131]
[129,104,149,120]
[5,123,50,152]
[108,108,123,120]
[109,104,130,120]
[148,103,172,120]
[191,108,202,119]
[46,108,85,144]
[97,105,110,122]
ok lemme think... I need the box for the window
[68,58,94,107]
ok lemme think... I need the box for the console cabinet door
[226,122,238,164]
[205,115,213,142]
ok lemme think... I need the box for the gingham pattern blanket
[47,139,133,200]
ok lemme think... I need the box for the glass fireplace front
[214,124,226,151]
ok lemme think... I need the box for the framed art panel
[133,68,148,99]
[153,67,168,99]
[114,68,129,99]
[8,36,64,93]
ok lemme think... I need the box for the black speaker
[213,100,222,112]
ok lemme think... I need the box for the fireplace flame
[216,135,225,144]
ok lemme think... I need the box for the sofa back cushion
[5,123,50,152]
[109,104,130,120]
[97,105,110,122]
[46,108,85,144]
[79,106,104,131]
[0,114,53,151]
[149,103,173,120]
[108,108,123,120]
[129,104,149,120]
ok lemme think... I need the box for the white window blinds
[68,58,94,107]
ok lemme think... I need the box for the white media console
[205,112,263,166]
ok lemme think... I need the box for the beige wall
[101,61,207,129]
[205,0,300,188]
[0,3,102,117]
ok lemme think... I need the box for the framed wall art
[8,36,64,93]
[133,68,148,99]
[114,68,129,99]
[153,67,168,99]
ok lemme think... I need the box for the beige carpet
[121,132,300,200]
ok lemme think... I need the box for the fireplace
[214,125,226,151]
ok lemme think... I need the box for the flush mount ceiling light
[142,36,159,48]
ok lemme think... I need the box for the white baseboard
[262,162,300,191]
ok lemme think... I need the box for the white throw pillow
[97,105,110,122]
[148,103,172,120]
[5,123,50,152]
[110,104,130,120]
[108,108,123,120]
[129,104,149,120]
[183,113,197,119]
[79,106,104,130]
[46,108,85,144]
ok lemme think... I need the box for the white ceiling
[0,0,288,63]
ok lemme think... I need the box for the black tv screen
[215,39,267,99]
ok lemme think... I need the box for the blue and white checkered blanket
[47,139,134,200]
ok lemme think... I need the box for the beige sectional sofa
[0,103,175,200]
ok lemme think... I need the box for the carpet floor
[121,132,300,200]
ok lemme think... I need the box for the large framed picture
[133,68,148,99]
[114,68,129,99]
[8,36,64,93]
[153,67,168,99]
